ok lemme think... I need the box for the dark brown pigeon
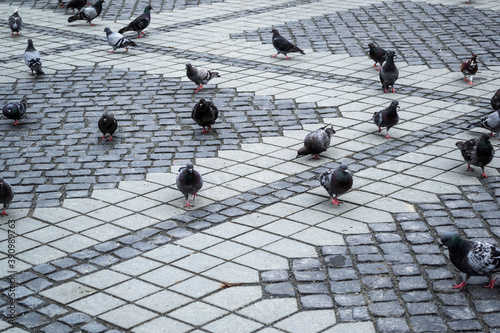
[379,51,398,93]
[460,54,478,85]
[191,98,218,134]
[98,112,117,141]
[176,163,203,208]
[186,63,220,92]
[0,177,14,216]
[271,29,305,60]
[372,100,399,138]
[68,0,104,25]
[456,133,494,178]
[8,7,22,35]
[368,43,386,70]
[491,89,500,110]
[297,125,335,159]
[3,99,27,126]
[119,5,152,38]
[66,0,88,12]
[440,233,500,290]
[319,164,353,206]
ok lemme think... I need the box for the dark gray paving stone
[264,282,295,296]
[48,270,77,282]
[16,312,49,328]
[59,312,91,326]
[15,272,38,284]
[0,303,28,317]
[443,306,477,320]
[33,264,57,275]
[407,302,439,315]
[368,301,405,317]
[4,285,34,299]
[334,294,366,306]
[448,320,482,331]
[300,294,333,309]
[113,247,142,259]
[94,241,120,253]
[81,321,108,333]
[261,270,289,282]
[402,291,433,303]
[410,316,447,332]
[89,255,119,267]
[294,270,326,282]
[72,249,100,260]
[330,280,361,294]
[39,304,69,317]
[19,296,45,309]
[369,289,397,302]
[292,258,321,270]
[40,322,73,333]
[25,278,53,292]
[51,258,77,269]
[376,318,410,333]
[73,264,99,274]
[362,276,393,289]
[297,283,328,294]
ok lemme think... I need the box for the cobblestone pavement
[1,0,500,331]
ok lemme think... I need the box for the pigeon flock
[2,2,500,293]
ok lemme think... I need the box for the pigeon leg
[452,281,467,290]
[469,76,474,85]
[194,85,204,92]
[108,50,115,53]
[184,200,193,208]
[372,63,377,68]
[331,196,342,206]
[384,88,388,93]
[138,31,146,38]
[391,87,396,93]
[311,154,320,160]
[1,208,7,216]
[125,47,129,52]
[464,77,469,82]
[483,278,496,289]
[271,54,278,58]
[208,125,212,131]
[192,193,197,201]
[377,66,381,71]
[201,127,208,134]
[489,132,494,137]
[378,127,382,133]
[466,164,474,172]
[108,135,113,141]
[12,120,19,126]
[384,132,391,139]
[285,56,290,60]
[481,167,488,178]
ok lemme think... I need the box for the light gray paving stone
[77,270,130,289]
[175,233,224,250]
[275,310,336,333]
[142,244,193,263]
[69,292,126,316]
[203,241,253,260]
[111,257,162,276]
[203,286,262,311]
[172,253,224,273]
[98,304,157,329]
[322,322,376,333]
[169,276,222,298]
[237,298,298,325]
[169,302,228,326]
[202,262,260,283]
[40,282,97,304]
[140,266,193,288]
[234,250,289,270]
[136,290,193,313]
[203,314,263,333]
[133,317,193,333]
[105,279,161,301]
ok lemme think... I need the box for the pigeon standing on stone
[3,99,27,126]
[368,43,386,70]
[186,63,220,92]
[491,89,500,110]
[66,0,89,12]
[271,29,305,60]
[456,133,494,178]
[467,110,500,138]
[0,177,14,217]
[68,0,104,25]
[461,54,478,85]
[379,51,398,93]
[118,5,152,38]
[98,112,117,141]
[8,7,22,35]
[191,98,218,134]
[104,28,136,53]
[176,163,203,208]
[297,125,335,159]
[24,39,44,76]
[319,164,353,206]
[372,100,400,139]
[440,233,500,290]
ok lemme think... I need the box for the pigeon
[24,39,44,76]
[66,0,89,12]
[68,0,104,25]
[297,125,335,159]
[176,163,203,208]
[368,43,386,70]
[379,51,399,93]
[191,98,219,134]
[3,99,27,126]
[8,7,22,35]
[372,100,400,139]
[118,5,152,38]
[104,28,136,53]
[467,110,500,138]
[491,89,500,111]
[271,29,305,60]
[0,178,14,217]
[440,233,500,290]
[186,63,220,92]
[319,164,353,206]
[461,54,478,85]
[98,112,117,141]
[456,133,494,178]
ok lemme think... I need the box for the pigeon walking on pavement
[3,99,27,126]
[372,100,400,138]
[119,5,152,38]
[191,98,218,134]
[104,27,136,53]
[456,133,494,178]
[368,43,386,70]
[440,233,500,290]
[0,177,14,217]
[271,29,305,60]
[467,110,500,138]
[66,0,88,12]
[68,0,104,25]
[8,7,22,35]
[297,125,335,159]
[98,112,117,141]
[319,164,353,206]
[176,163,203,208]
[491,89,500,110]
[379,51,398,93]
[461,54,478,85]
[186,63,220,92]
[24,39,44,76]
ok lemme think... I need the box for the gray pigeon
[372,100,400,138]
[3,99,27,126]
[491,89,500,110]
[66,0,89,12]
[104,27,136,53]
[68,0,104,25]
[98,112,117,141]
[297,125,335,159]
[24,39,44,76]
[0,177,14,217]
[271,29,305,60]
[456,133,494,178]
[440,233,500,290]
[467,110,500,138]
[186,63,220,92]
[176,163,203,208]
[191,98,218,134]
[379,51,398,93]
[319,164,353,206]
[8,7,22,35]
[119,5,152,38]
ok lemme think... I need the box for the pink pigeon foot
[452,281,467,290]
[391,87,396,93]
[384,133,391,139]
[481,168,488,178]
[271,54,278,58]
[285,56,290,60]
[108,135,113,141]
[12,120,19,126]
[483,278,496,289]
[331,197,342,206]
[184,200,193,208]
[469,81,473,85]
[378,127,382,133]
[201,128,208,134]
[384,89,388,93]
[1,209,7,216]
[312,154,320,160]
[466,164,474,172]
[194,84,204,92]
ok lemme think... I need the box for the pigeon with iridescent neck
[379,51,398,93]
[297,125,335,159]
[176,163,203,208]
[8,7,22,35]
[456,133,494,178]
[368,43,386,70]
[0,177,14,217]
[319,164,353,206]
[372,100,399,139]
[461,54,478,85]
[186,63,220,92]
[119,5,152,38]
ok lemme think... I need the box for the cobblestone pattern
[232,1,500,70]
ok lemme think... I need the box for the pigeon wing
[468,242,500,276]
